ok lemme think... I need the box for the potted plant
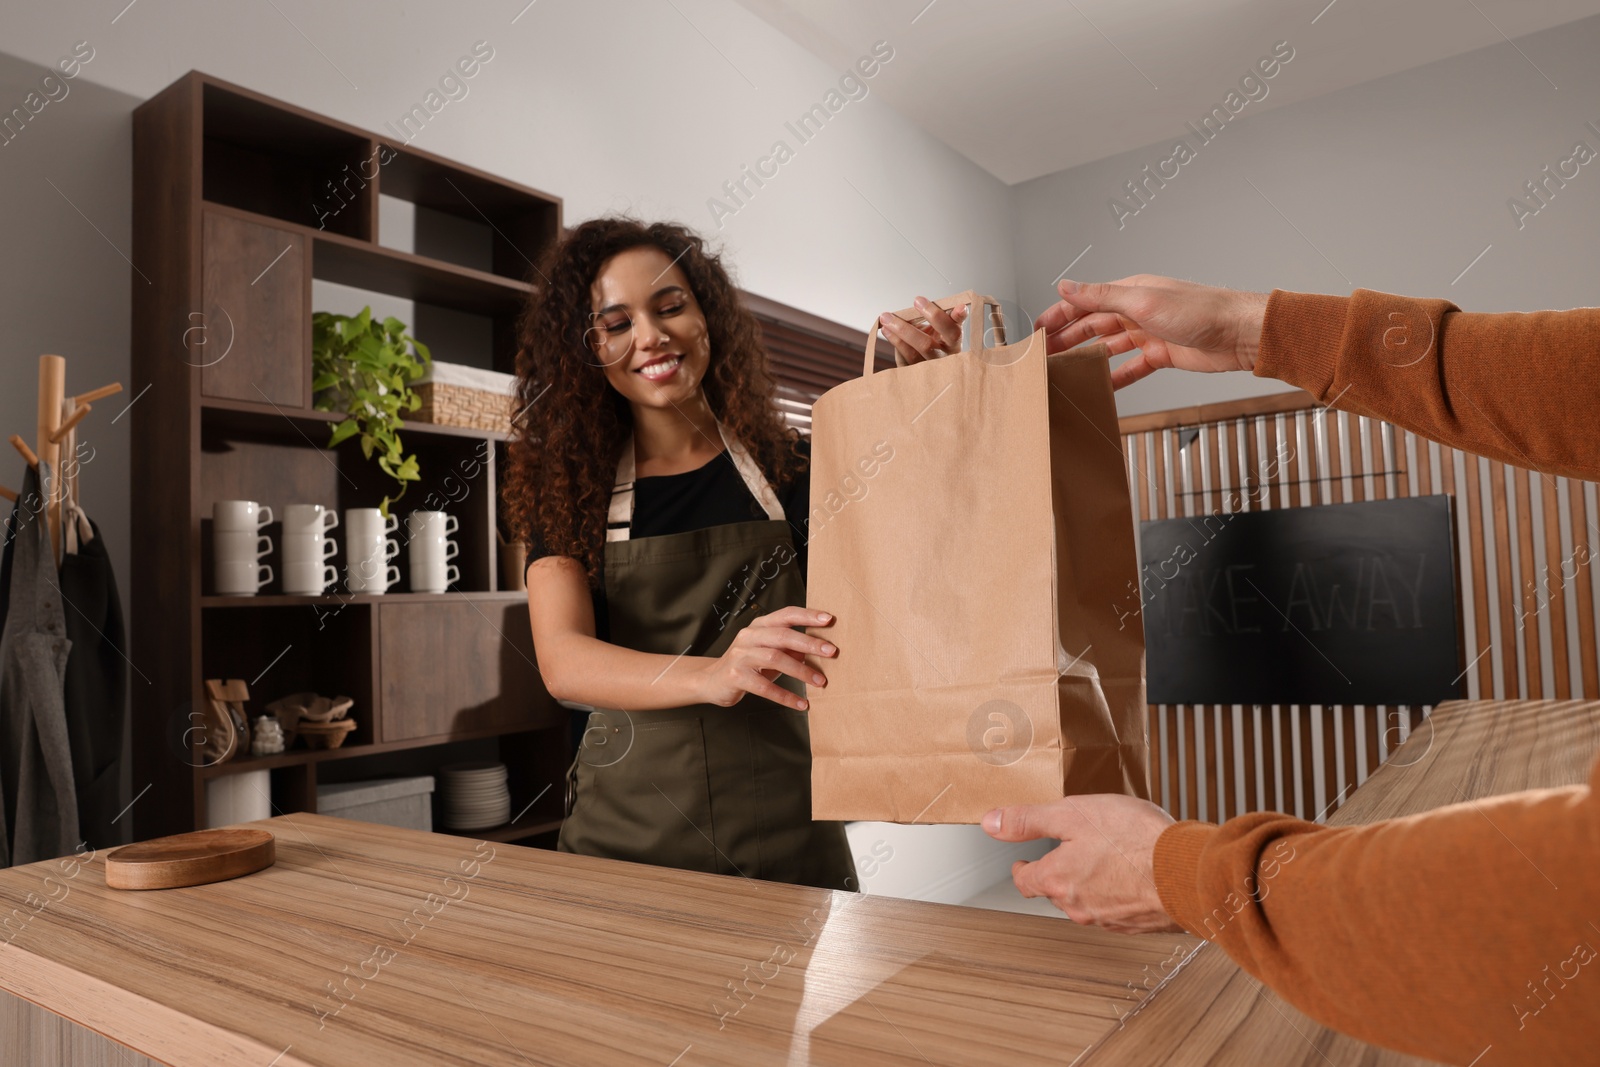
[311,307,432,516]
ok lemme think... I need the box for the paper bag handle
[863,290,1007,377]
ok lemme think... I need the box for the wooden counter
[0,810,1196,1065]
[2,697,1591,1065]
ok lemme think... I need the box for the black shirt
[527,438,811,642]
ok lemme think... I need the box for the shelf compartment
[202,81,376,240]
[199,602,378,752]
[199,407,497,596]
[377,141,560,284]
[312,226,531,317]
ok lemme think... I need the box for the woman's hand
[879,296,970,365]
[695,606,837,711]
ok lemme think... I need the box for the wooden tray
[104,828,275,890]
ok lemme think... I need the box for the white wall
[0,0,1022,891]
[1012,14,1600,416]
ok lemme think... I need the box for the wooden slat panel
[1342,702,1359,789]
[1154,430,1170,521]
[1460,450,1494,698]
[1300,411,1320,507]
[1171,710,1184,819]
[1205,420,1222,515]
[1132,436,1151,522]
[1184,428,1200,519]
[1260,706,1278,811]
[1228,419,1241,515]
[1573,483,1599,697]
[1347,415,1368,503]
[1243,417,1262,511]
[1299,706,1318,819]
[1514,466,1542,699]
[1150,694,1166,810]
[1395,427,1412,498]
[1183,705,1198,821]
[1325,410,1346,504]
[1321,704,1339,817]
[1369,418,1389,500]
[1262,417,1280,511]
[1117,389,1589,827]
[1286,414,1304,508]
[1366,704,1382,774]
[1491,463,1519,698]
[1221,705,1238,821]
[1544,478,1571,699]
[1242,704,1259,812]
[1278,705,1295,816]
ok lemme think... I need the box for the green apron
[557,425,856,892]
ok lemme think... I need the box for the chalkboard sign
[1140,496,1462,705]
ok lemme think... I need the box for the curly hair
[502,217,806,587]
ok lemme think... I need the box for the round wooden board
[104,828,275,890]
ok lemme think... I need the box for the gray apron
[557,425,855,891]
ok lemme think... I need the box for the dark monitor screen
[1139,496,1463,706]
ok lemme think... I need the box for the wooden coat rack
[4,354,122,564]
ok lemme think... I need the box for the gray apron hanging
[557,425,855,891]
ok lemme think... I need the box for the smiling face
[586,245,713,412]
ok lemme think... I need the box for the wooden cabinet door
[200,211,306,406]
[378,599,558,742]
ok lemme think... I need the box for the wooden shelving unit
[131,72,569,844]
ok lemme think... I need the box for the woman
[502,217,856,890]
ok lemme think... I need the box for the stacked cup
[406,511,459,593]
[345,508,401,594]
[283,504,339,595]
[213,500,273,596]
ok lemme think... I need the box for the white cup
[410,537,459,563]
[346,558,401,593]
[283,504,339,537]
[284,560,339,596]
[346,508,399,544]
[406,511,459,544]
[216,560,273,596]
[214,531,271,564]
[345,509,402,594]
[214,500,272,532]
[410,556,460,594]
[282,531,337,566]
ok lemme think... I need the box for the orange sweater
[1151,289,1600,1066]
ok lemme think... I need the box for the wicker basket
[404,362,516,434]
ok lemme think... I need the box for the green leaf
[312,371,339,393]
[327,418,361,447]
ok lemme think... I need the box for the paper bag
[804,290,1149,823]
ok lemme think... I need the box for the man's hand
[983,794,1183,934]
[1033,275,1270,391]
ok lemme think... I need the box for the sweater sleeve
[1152,757,1600,1064]
[1254,289,1600,483]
